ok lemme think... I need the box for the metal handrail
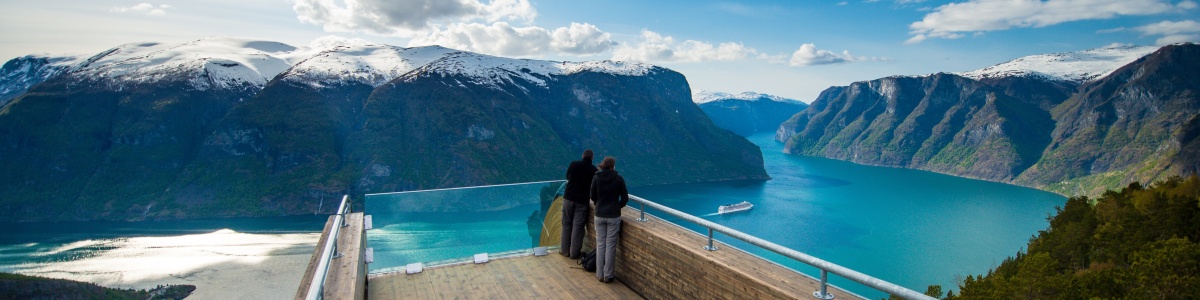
[305,195,352,300]
[628,195,936,300]
[365,180,566,196]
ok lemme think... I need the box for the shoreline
[2,229,319,300]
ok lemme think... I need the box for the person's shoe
[603,277,614,283]
[598,277,605,282]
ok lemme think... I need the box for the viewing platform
[295,182,936,300]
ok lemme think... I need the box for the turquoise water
[0,132,1065,298]
[0,216,327,270]
[633,133,1065,298]
[362,132,1065,298]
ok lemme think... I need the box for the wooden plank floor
[367,254,643,300]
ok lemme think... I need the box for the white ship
[717,201,753,214]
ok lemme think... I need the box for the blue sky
[1,0,1198,101]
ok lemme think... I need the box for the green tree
[1124,237,1200,298]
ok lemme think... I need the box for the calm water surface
[0,133,1064,299]
[634,133,1065,298]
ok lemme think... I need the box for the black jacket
[564,159,598,203]
[590,170,628,218]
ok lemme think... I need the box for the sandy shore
[9,229,319,300]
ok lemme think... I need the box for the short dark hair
[598,156,616,171]
[582,149,594,160]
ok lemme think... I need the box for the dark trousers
[560,199,588,258]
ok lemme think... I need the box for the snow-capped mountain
[693,90,808,136]
[0,36,766,222]
[957,44,1158,83]
[402,51,653,90]
[0,54,87,105]
[281,44,458,87]
[692,90,802,104]
[59,37,307,90]
[2,36,657,95]
[779,43,1200,198]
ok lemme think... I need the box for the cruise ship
[717,201,753,214]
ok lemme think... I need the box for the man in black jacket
[561,149,597,259]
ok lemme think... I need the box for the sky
[1,0,1198,102]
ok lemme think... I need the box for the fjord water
[0,132,1064,298]
[0,216,326,299]
[634,133,1065,298]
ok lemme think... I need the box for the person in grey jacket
[590,156,628,283]
[561,149,597,259]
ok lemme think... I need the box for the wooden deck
[367,254,643,299]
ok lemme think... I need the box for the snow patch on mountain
[957,45,1157,83]
[692,90,801,104]
[68,37,302,90]
[404,51,655,90]
[0,53,89,104]
[1,36,662,94]
[283,45,460,87]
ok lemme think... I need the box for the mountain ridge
[0,37,767,222]
[695,91,808,137]
[777,43,1200,196]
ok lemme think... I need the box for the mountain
[957,45,1158,84]
[0,54,86,106]
[0,37,767,221]
[1018,43,1200,196]
[694,90,808,136]
[777,44,1198,196]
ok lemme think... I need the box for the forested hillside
[911,176,1200,299]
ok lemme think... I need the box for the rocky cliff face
[777,44,1199,196]
[1017,44,1200,195]
[778,73,1055,182]
[0,38,767,221]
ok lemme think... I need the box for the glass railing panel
[365,180,565,273]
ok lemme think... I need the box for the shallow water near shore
[0,216,325,299]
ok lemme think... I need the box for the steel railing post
[638,202,647,222]
[813,269,834,299]
[339,195,350,228]
[704,228,718,251]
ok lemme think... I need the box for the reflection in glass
[365,181,565,273]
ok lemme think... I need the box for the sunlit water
[0,133,1065,299]
[367,132,1065,299]
[0,216,325,299]
[634,133,1065,298]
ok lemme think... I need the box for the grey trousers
[560,200,588,258]
[594,216,621,280]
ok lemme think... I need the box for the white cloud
[408,22,613,57]
[787,43,886,66]
[611,30,760,63]
[292,0,536,37]
[549,23,614,55]
[1156,34,1200,44]
[111,3,170,16]
[1134,20,1200,45]
[907,0,1186,44]
[1135,20,1200,36]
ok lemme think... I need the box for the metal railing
[630,195,936,300]
[304,195,352,300]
